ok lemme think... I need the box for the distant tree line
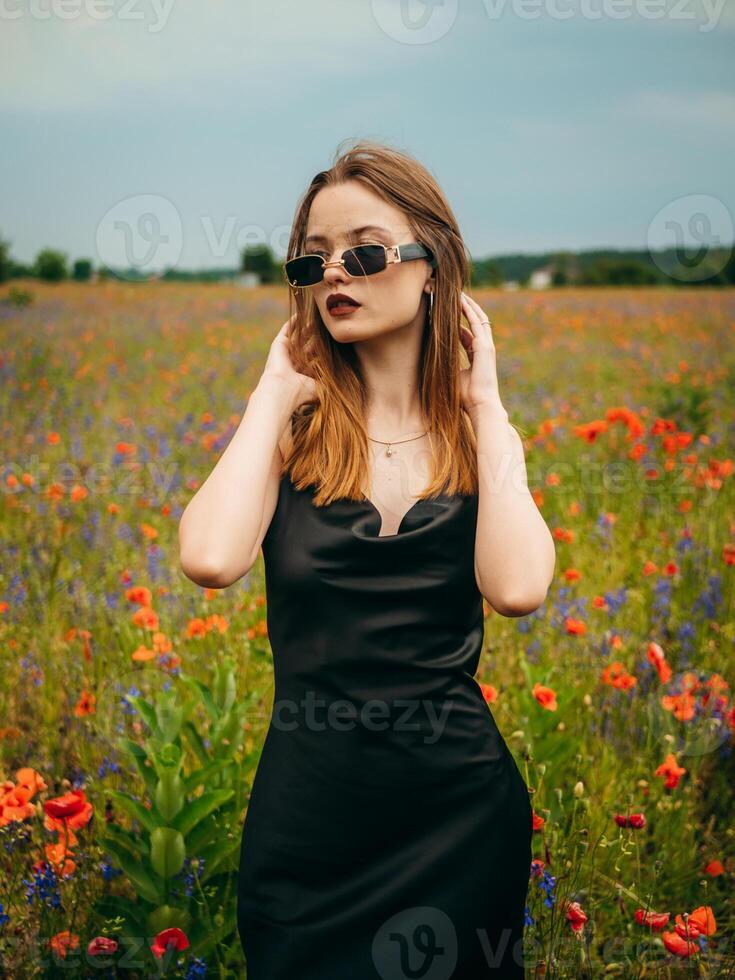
[473,247,735,287]
[0,237,95,283]
[1,235,734,288]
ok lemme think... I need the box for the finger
[281,312,299,339]
[461,292,488,321]
[462,291,486,315]
[461,293,493,339]
[460,293,484,338]
[459,325,474,363]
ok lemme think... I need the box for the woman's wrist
[468,398,509,431]
[251,373,301,421]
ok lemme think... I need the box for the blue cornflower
[185,957,208,979]
[22,863,61,908]
[99,860,123,883]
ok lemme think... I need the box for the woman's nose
[322,254,349,283]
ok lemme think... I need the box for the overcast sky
[1,0,733,271]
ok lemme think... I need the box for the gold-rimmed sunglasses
[283,241,436,289]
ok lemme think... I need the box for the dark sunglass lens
[344,245,386,277]
[285,255,323,286]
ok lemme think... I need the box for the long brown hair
[283,138,478,507]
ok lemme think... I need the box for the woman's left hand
[459,292,506,417]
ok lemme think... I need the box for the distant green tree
[241,244,279,283]
[0,234,12,283]
[73,258,93,281]
[550,250,579,286]
[580,258,659,286]
[34,249,69,282]
[471,258,503,287]
[722,247,735,284]
[10,261,33,278]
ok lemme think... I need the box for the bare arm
[178,315,315,589]
[457,291,555,617]
[471,401,556,617]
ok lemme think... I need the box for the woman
[179,139,555,978]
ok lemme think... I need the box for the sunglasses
[283,241,436,288]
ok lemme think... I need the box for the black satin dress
[237,472,533,979]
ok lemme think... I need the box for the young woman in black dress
[179,139,556,978]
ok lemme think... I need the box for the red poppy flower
[704,860,724,877]
[566,901,588,935]
[654,753,687,790]
[564,618,587,636]
[87,936,119,956]
[49,931,80,959]
[43,790,88,820]
[634,909,669,931]
[662,931,698,957]
[614,812,646,829]
[478,682,498,704]
[151,927,189,959]
[532,683,558,711]
[675,905,716,939]
[530,858,545,878]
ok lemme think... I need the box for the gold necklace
[367,430,431,457]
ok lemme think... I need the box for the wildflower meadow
[0,280,733,977]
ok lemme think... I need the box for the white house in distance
[238,272,261,287]
[529,266,552,289]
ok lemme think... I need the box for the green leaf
[197,835,241,879]
[153,770,185,822]
[102,837,162,904]
[183,758,231,794]
[150,827,186,879]
[94,894,147,936]
[103,822,146,860]
[212,707,245,757]
[171,789,234,838]
[127,695,159,732]
[146,903,192,936]
[156,698,184,742]
[107,789,160,835]
[213,661,237,713]
[182,720,210,766]
[185,678,218,721]
[118,738,157,791]
[187,909,238,958]
[184,812,221,855]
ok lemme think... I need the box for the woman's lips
[328,303,361,316]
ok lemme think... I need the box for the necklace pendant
[386,445,393,457]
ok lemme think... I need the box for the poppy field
[0,280,733,977]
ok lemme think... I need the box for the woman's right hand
[261,313,319,411]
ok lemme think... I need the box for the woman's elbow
[482,586,549,618]
[179,551,227,589]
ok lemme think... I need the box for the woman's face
[303,179,434,342]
